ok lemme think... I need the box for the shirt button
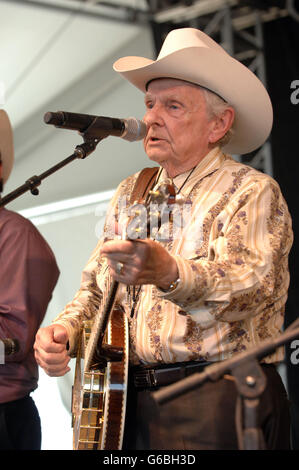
[178,309,187,316]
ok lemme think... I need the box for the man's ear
[209,107,235,144]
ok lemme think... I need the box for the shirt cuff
[156,255,210,306]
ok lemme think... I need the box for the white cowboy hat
[0,109,14,186]
[113,28,273,155]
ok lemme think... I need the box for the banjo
[72,168,177,450]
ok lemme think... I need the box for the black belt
[132,361,212,389]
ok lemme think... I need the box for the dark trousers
[123,364,291,450]
[0,395,41,450]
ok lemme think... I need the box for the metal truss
[148,2,291,176]
[3,0,290,29]
[0,0,150,24]
[203,6,275,175]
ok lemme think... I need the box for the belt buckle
[147,369,158,387]
[134,369,157,388]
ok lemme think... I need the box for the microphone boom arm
[152,320,299,405]
[0,135,100,207]
[152,318,299,450]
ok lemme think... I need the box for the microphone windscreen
[122,117,146,142]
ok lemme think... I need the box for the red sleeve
[0,212,60,361]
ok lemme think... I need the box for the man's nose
[143,104,164,126]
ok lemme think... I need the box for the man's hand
[34,324,71,377]
[100,238,179,290]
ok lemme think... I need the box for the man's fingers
[101,240,135,257]
[34,349,71,377]
[38,361,71,377]
[35,348,69,365]
[53,327,69,346]
[34,324,70,377]
[34,325,68,353]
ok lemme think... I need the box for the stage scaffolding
[147,1,290,177]
[8,0,292,177]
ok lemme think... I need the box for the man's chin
[146,151,169,165]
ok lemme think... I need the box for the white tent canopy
[1,0,154,211]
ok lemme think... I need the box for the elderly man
[34,28,292,450]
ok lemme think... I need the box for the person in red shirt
[0,109,60,450]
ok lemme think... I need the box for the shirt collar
[159,147,225,197]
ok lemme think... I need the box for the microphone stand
[0,135,101,207]
[152,318,299,450]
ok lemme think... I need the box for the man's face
[143,78,217,176]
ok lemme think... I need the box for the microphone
[0,338,20,356]
[44,111,146,142]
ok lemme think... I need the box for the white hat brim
[114,47,273,155]
[0,109,14,185]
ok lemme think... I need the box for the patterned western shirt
[54,147,293,365]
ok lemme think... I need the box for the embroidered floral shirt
[54,148,293,365]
